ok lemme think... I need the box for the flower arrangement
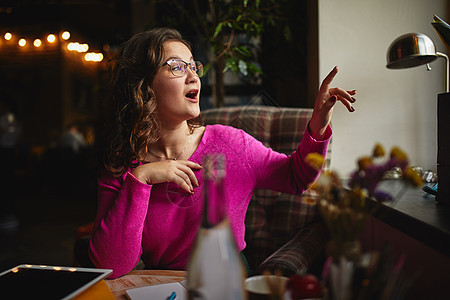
[305,144,423,300]
[306,144,421,253]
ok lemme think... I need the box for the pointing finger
[320,66,338,90]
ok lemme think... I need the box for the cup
[245,275,289,300]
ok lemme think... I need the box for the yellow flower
[372,143,385,158]
[357,156,373,171]
[305,153,325,170]
[303,196,317,205]
[348,188,366,207]
[390,146,408,162]
[328,170,342,187]
[403,167,423,187]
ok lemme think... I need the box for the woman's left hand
[309,66,356,140]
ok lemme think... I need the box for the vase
[327,240,361,262]
[328,255,356,300]
[324,240,362,300]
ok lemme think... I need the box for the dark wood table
[360,179,450,298]
[367,179,450,257]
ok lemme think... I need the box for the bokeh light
[84,52,104,62]
[61,31,70,40]
[47,34,56,43]
[33,39,42,47]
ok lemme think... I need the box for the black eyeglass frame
[162,59,204,78]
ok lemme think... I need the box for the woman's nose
[186,67,199,83]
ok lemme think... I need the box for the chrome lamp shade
[386,32,449,92]
[386,33,439,69]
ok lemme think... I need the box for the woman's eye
[172,64,183,71]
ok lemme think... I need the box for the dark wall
[0,49,63,146]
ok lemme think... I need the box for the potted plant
[150,0,294,107]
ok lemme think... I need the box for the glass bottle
[187,154,247,300]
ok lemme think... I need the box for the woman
[89,28,356,278]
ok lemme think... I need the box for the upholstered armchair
[201,105,330,276]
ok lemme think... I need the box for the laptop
[0,264,112,299]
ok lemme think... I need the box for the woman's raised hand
[309,66,356,140]
[131,160,202,194]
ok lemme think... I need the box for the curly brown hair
[102,28,201,175]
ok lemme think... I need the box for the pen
[168,291,176,300]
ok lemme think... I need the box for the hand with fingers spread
[309,66,356,140]
[131,160,203,194]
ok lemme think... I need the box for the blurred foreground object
[186,154,246,299]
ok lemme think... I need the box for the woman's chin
[187,111,201,120]
[186,106,201,119]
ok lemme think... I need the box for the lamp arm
[437,52,449,93]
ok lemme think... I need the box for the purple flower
[348,157,409,197]
[372,190,394,202]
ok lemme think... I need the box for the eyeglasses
[163,59,204,78]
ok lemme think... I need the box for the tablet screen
[0,264,112,299]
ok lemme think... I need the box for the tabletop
[367,180,450,257]
[105,270,186,300]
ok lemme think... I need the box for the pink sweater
[89,124,331,278]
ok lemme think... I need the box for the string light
[33,39,42,47]
[84,52,103,62]
[61,31,70,40]
[1,29,104,63]
[47,34,56,43]
[67,42,89,52]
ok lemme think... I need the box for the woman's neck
[149,121,192,160]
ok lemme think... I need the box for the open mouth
[185,89,198,100]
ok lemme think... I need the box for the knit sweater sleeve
[245,123,332,194]
[89,171,151,278]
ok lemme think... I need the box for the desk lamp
[386,31,450,205]
[386,32,449,92]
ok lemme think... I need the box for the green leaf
[203,64,211,75]
[224,59,236,73]
[247,63,263,75]
[283,25,292,41]
[234,46,252,57]
[214,23,223,38]
[238,60,248,76]
[233,23,243,31]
